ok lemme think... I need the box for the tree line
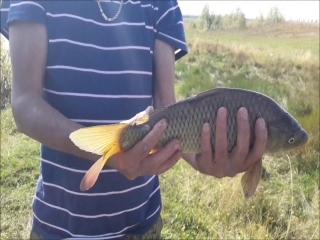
[193,5,285,31]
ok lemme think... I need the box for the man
[1,0,267,239]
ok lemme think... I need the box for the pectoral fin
[241,158,263,199]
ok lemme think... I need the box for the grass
[185,21,320,58]
[167,21,319,239]
[1,110,40,239]
[1,22,319,239]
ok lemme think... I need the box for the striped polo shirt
[1,0,187,239]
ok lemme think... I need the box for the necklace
[96,0,123,22]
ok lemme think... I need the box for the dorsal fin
[194,87,227,100]
[135,105,170,125]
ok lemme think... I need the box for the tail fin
[70,124,127,155]
[69,124,127,191]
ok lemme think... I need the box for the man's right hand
[107,117,182,180]
[105,106,182,180]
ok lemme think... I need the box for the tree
[234,7,246,29]
[267,6,285,24]
[201,4,213,30]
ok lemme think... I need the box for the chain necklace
[96,0,123,22]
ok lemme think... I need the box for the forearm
[153,39,177,109]
[8,21,99,162]
[152,39,194,164]
[12,91,99,161]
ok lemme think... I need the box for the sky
[178,1,320,22]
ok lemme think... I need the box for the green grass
[184,21,320,58]
[168,21,319,239]
[1,110,40,239]
[1,22,319,239]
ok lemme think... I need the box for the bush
[200,5,246,31]
[1,39,12,109]
[189,20,198,29]
[222,8,246,29]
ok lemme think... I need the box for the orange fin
[241,158,262,199]
[69,124,127,155]
[80,156,105,191]
[80,144,121,191]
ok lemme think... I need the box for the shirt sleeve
[154,0,188,61]
[1,0,47,40]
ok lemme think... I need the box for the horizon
[178,1,320,22]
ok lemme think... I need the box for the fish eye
[288,138,295,143]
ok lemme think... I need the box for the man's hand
[106,107,181,179]
[183,107,268,178]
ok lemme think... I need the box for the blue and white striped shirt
[1,0,187,239]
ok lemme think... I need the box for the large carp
[70,88,308,198]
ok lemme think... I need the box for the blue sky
[178,1,319,22]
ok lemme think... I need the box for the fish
[69,88,308,198]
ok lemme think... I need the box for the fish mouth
[294,142,307,151]
[294,129,308,151]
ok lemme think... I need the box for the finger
[125,119,168,161]
[200,123,213,159]
[195,123,214,174]
[139,140,180,173]
[213,107,228,178]
[228,107,250,175]
[244,118,267,169]
[156,150,182,175]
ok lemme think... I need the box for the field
[1,21,319,239]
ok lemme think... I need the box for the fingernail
[218,107,227,119]
[173,143,180,150]
[158,119,167,128]
[257,118,266,130]
[240,107,248,120]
